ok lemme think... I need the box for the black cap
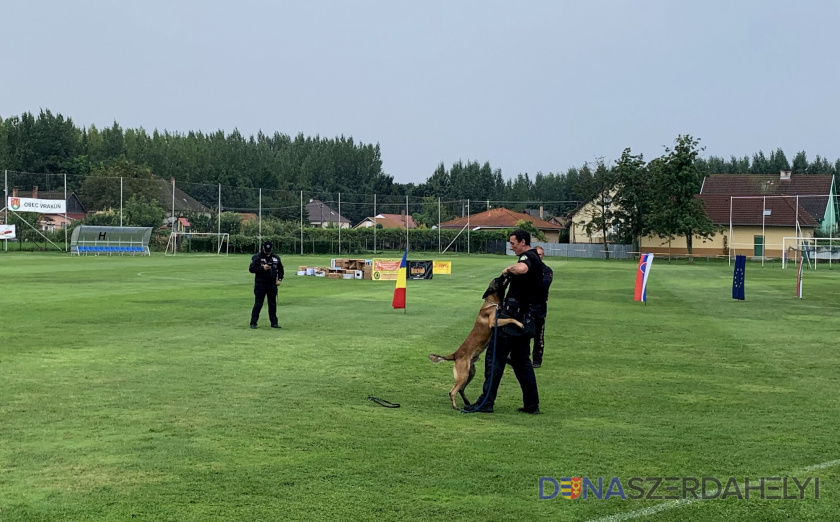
[262,241,272,253]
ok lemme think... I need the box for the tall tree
[647,135,717,263]
[792,151,809,174]
[581,160,617,259]
[611,148,649,248]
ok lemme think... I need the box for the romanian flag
[634,253,653,302]
[392,250,407,309]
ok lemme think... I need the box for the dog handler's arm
[502,258,530,277]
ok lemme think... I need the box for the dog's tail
[428,353,455,363]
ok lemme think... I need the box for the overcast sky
[3,1,839,184]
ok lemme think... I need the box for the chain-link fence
[2,170,577,254]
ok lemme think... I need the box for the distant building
[355,212,417,230]
[640,173,837,258]
[305,199,351,228]
[438,207,564,243]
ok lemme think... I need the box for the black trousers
[251,284,278,326]
[532,316,546,365]
[475,330,539,410]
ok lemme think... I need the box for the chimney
[539,205,544,219]
[780,170,791,180]
[12,187,18,197]
[32,186,38,198]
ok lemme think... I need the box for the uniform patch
[519,255,528,261]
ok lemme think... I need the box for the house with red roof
[641,172,836,258]
[438,207,564,242]
[355,212,416,230]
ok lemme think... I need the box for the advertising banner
[7,197,66,213]
[372,258,401,281]
[408,260,433,280]
[0,225,16,239]
[433,261,452,275]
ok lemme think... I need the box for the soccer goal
[165,232,230,256]
[782,236,840,270]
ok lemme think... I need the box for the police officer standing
[531,246,553,368]
[463,229,544,414]
[249,240,284,329]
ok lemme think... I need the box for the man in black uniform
[463,229,543,414]
[249,241,284,329]
[530,246,553,368]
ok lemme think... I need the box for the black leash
[367,396,400,408]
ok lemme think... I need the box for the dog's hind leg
[459,357,480,406]
[450,358,473,409]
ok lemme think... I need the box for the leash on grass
[461,307,500,414]
[367,396,400,408]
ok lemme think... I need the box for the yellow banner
[372,258,401,281]
[433,261,452,275]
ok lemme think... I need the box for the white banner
[7,197,66,213]
[0,225,16,239]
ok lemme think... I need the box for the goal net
[782,236,840,270]
[165,232,230,256]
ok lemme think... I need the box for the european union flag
[732,255,746,300]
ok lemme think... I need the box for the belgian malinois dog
[429,276,524,409]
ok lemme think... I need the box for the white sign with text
[7,197,66,213]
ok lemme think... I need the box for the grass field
[1,252,839,521]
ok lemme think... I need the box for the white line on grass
[585,458,840,522]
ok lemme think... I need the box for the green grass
[1,252,839,521]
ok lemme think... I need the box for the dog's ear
[482,285,493,299]
[483,277,501,299]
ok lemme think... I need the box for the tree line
[1,109,838,237]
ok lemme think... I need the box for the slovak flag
[392,250,408,309]
[634,253,654,302]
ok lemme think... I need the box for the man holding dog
[249,240,284,329]
[531,246,553,368]
[463,229,543,414]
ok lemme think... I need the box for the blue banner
[732,255,746,300]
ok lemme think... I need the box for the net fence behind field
[2,170,580,254]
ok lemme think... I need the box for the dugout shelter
[70,226,152,256]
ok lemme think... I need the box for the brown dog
[429,276,524,409]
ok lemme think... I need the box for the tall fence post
[373,193,377,253]
[171,178,176,232]
[300,191,303,255]
[467,199,470,255]
[3,170,7,252]
[64,173,68,252]
[338,192,342,254]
